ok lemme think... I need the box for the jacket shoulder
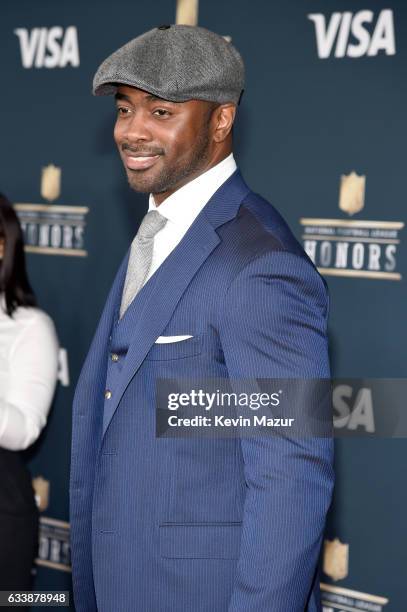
[216,187,328,292]
[238,190,305,257]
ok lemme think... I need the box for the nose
[118,109,153,143]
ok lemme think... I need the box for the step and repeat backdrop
[1,0,406,610]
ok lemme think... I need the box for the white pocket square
[155,335,193,344]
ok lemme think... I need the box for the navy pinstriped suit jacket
[70,169,334,612]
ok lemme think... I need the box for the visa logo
[308,9,396,59]
[14,26,80,69]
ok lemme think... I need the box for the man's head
[93,25,244,203]
[112,85,236,200]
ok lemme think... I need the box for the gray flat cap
[93,24,244,105]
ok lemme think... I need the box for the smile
[125,154,161,170]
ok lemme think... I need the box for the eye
[153,108,171,117]
[116,106,131,116]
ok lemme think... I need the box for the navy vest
[102,273,159,433]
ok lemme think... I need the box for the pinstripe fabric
[70,170,334,612]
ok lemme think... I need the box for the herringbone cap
[93,24,244,105]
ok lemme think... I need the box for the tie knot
[138,210,167,241]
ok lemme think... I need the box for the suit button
[104,390,112,400]
[111,353,119,362]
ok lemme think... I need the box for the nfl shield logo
[323,538,349,581]
[176,0,199,25]
[41,164,61,202]
[339,171,365,216]
[32,476,50,512]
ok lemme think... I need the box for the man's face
[113,85,217,197]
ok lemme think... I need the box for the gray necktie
[120,210,167,318]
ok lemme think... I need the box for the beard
[124,124,212,195]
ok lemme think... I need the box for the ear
[212,104,236,143]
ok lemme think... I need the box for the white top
[145,153,237,282]
[0,296,59,451]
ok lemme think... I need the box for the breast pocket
[145,335,203,361]
[159,522,242,559]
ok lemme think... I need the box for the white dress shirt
[0,296,59,451]
[145,153,237,282]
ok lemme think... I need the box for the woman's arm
[0,311,59,450]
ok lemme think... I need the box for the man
[70,24,334,612]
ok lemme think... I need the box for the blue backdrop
[0,1,405,610]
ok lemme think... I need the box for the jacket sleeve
[218,251,334,612]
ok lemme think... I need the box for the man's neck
[152,150,233,206]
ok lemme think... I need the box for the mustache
[121,143,165,156]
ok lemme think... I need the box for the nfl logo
[339,171,365,216]
[323,538,349,581]
[41,164,61,203]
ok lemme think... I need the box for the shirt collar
[148,153,237,227]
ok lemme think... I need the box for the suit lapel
[101,214,219,437]
[101,169,251,437]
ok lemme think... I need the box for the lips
[123,152,161,170]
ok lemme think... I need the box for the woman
[0,193,59,593]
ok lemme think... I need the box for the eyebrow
[114,92,175,104]
[114,93,131,103]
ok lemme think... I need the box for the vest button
[111,353,119,362]
[104,390,112,400]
